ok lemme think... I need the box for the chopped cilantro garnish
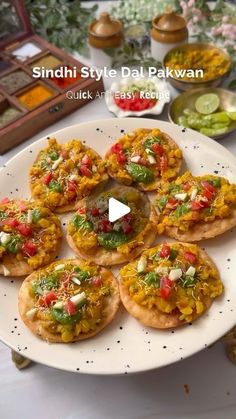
[158,196,167,210]
[48,180,62,192]
[144,272,160,286]
[144,136,162,150]
[32,272,59,295]
[0,211,7,221]
[211,178,221,188]
[74,266,91,280]
[169,248,178,261]
[181,275,196,288]
[48,151,59,161]
[169,184,181,194]
[174,204,189,218]
[4,235,22,254]
[73,215,93,231]
[31,208,42,222]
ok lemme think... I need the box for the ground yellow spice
[18,84,54,110]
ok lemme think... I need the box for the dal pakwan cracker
[119,242,223,328]
[105,128,183,191]
[155,171,236,241]
[66,186,158,266]
[30,138,108,213]
[19,259,120,343]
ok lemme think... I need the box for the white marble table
[1,2,236,418]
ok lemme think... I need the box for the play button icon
[108,198,130,223]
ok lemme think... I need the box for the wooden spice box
[0,0,104,154]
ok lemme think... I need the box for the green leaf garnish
[126,163,154,184]
[98,231,129,249]
[51,308,81,325]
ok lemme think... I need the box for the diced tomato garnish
[201,181,216,193]
[202,189,214,200]
[91,276,102,287]
[81,154,92,168]
[160,243,171,258]
[191,200,209,211]
[43,172,53,186]
[60,149,68,159]
[42,291,58,307]
[77,207,86,215]
[166,197,179,209]
[99,219,112,233]
[117,153,127,164]
[152,143,164,155]
[67,180,77,192]
[17,201,27,212]
[111,143,123,154]
[22,241,37,256]
[65,299,77,315]
[17,223,32,237]
[201,181,216,201]
[0,197,10,204]
[80,165,92,177]
[184,251,197,264]
[160,276,173,299]
[122,221,133,234]
[91,207,100,216]
[122,213,132,223]
[182,182,191,192]
[114,94,157,112]
[4,218,19,228]
[160,155,168,174]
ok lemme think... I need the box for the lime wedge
[195,94,220,115]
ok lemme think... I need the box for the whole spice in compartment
[18,84,55,110]
[0,106,21,128]
[0,70,32,94]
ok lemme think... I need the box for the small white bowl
[105,77,171,117]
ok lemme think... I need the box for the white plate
[0,118,236,375]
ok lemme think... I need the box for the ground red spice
[50,66,81,89]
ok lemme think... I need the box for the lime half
[195,93,220,115]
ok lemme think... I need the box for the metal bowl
[163,43,232,91]
[168,87,236,139]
